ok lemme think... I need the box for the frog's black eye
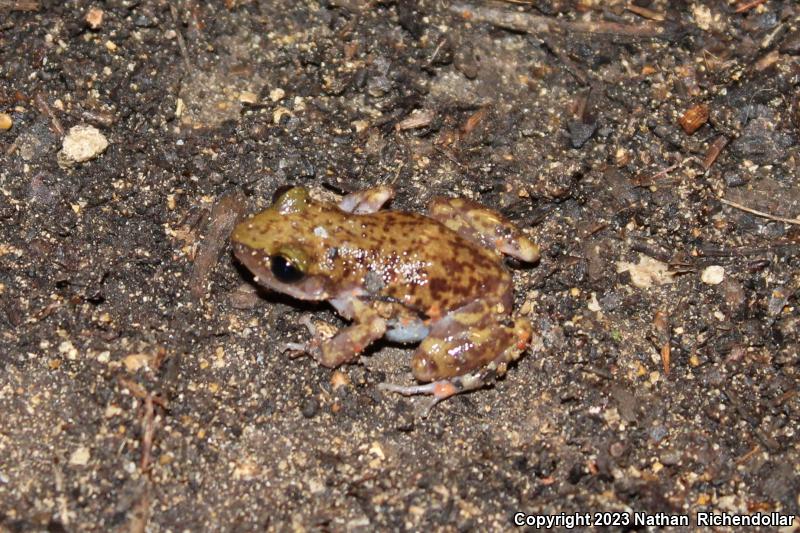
[270,255,304,283]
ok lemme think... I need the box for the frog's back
[342,210,513,314]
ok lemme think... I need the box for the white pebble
[701,265,725,285]
[269,88,285,102]
[60,125,108,165]
[69,446,91,466]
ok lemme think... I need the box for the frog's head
[231,187,341,301]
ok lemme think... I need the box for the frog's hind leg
[379,301,534,414]
[378,371,488,415]
[427,197,539,262]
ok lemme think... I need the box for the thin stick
[0,0,40,10]
[735,0,767,13]
[626,4,665,22]
[170,4,193,71]
[719,197,800,226]
[35,93,64,136]
[140,393,156,472]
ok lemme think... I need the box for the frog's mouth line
[232,242,330,301]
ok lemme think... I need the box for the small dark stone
[660,449,682,466]
[134,15,155,27]
[454,47,479,79]
[395,411,415,432]
[649,425,668,443]
[724,172,748,187]
[757,461,798,510]
[301,397,319,418]
[779,29,800,55]
[397,1,424,39]
[567,462,585,484]
[730,117,795,164]
[599,291,621,311]
[611,386,638,423]
[609,441,627,458]
[567,120,597,148]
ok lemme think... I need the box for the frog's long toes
[298,315,317,336]
[378,380,460,400]
[281,341,306,353]
[281,342,308,359]
[280,340,323,362]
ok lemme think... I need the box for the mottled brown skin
[232,186,539,406]
[233,203,513,315]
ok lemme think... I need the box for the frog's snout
[232,241,268,276]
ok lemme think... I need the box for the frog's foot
[338,185,395,214]
[379,371,489,417]
[280,315,324,359]
[283,301,387,368]
[427,196,539,262]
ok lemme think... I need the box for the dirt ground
[1,0,799,531]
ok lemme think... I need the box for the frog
[231,185,540,412]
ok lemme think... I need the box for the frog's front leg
[427,197,540,262]
[379,301,533,413]
[286,299,387,368]
[338,185,395,214]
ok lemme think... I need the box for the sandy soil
[1,1,798,531]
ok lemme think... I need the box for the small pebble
[239,91,258,104]
[723,172,748,187]
[0,113,12,131]
[269,88,286,102]
[301,397,319,418]
[678,103,709,134]
[330,370,350,391]
[69,446,91,466]
[701,265,725,285]
[85,7,104,29]
[59,125,109,165]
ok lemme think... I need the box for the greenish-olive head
[231,187,339,300]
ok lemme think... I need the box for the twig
[735,0,767,13]
[395,109,435,132]
[169,4,192,71]
[427,37,447,65]
[735,444,762,465]
[719,198,800,226]
[140,393,156,472]
[0,0,40,10]
[35,93,64,136]
[626,3,665,22]
[541,36,589,85]
[632,156,705,187]
[127,484,151,533]
[702,135,728,169]
[451,3,677,41]
[190,190,246,300]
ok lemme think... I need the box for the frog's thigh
[410,301,531,382]
[427,197,539,262]
[338,185,395,214]
[318,300,386,368]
